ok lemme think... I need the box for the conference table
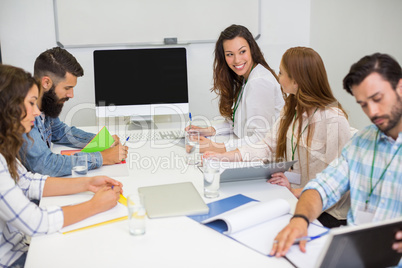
[25,122,298,268]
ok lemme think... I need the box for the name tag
[355,207,375,225]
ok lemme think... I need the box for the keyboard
[121,130,185,141]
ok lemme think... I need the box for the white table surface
[25,124,296,268]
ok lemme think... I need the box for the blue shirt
[0,155,64,267]
[20,114,103,177]
[304,125,402,225]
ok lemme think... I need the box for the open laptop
[219,160,297,183]
[138,182,209,218]
[315,217,402,268]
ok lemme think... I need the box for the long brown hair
[212,24,279,119]
[275,47,347,162]
[0,64,39,181]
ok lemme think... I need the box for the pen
[122,137,129,162]
[273,230,329,245]
[189,112,192,129]
[123,137,129,146]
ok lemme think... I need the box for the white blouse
[238,107,353,220]
[213,64,284,151]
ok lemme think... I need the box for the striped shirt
[0,155,64,267]
[304,125,402,225]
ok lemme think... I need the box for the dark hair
[0,64,40,181]
[34,47,84,83]
[343,53,402,95]
[212,24,280,119]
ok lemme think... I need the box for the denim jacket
[20,113,103,177]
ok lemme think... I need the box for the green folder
[81,126,114,153]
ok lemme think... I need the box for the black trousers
[317,212,347,228]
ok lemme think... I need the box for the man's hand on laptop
[393,230,402,253]
[101,143,128,165]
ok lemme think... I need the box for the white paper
[55,193,128,234]
[60,202,127,233]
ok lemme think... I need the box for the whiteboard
[54,0,260,48]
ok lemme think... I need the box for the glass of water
[71,154,88,177]
[203,158,221,198]
[127,194,146,236]
[185,130,200,165]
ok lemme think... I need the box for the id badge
[284,171,301,184]
[355,205,375,225]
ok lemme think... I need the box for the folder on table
[61,126,115,155]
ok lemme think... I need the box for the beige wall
[310,0,402,130]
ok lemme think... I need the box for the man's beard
[371,93,402,134]
[41,85,69,118]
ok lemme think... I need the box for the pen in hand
[123,137,129,146]
[122,137,129,162]
[273,230,329,245]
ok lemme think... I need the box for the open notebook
[189,194,329,268]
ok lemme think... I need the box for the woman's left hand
[87,176,123,194]
[268,172,291,190]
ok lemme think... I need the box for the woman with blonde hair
[0,64,123,267]
[186,24,284,152]
[204,47,352,227]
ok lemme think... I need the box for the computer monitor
[93,47,189,128]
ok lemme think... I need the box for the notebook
[315,217,402,268]
[138,182,209,218]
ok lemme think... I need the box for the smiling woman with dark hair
[186,24,285,153]
[0,64,123,267]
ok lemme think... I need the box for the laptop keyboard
[120,130,185,141]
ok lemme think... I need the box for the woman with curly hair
[0,64,123,267]
[186,24,284,153]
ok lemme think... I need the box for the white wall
[0,0,310,127]
[310,0,402,130]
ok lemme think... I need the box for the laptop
[315,217,402,268]
[219,160,297,183]
[138,182,209,218]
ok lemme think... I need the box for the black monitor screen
[93,48,188,106]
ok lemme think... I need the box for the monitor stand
[127,115,158,130]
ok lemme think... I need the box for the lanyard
[291,108,318,163]
[232,64,255,126]
[366,129,402,209]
